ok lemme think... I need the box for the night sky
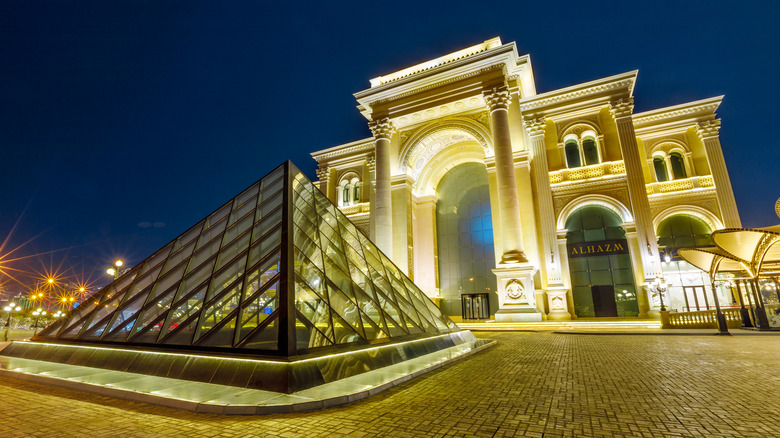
[2,1,779,293]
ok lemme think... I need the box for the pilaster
[610,98,662,281]
[413,194,438,298]
[524,116,564,288]
[697,120,742,228]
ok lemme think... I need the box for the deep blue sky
[1,1,779,291]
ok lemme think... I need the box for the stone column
[484,86,527,264]
[610,98,662,281]
[697,120,742,228]
[524,116,564,287]
[369,118,395,257]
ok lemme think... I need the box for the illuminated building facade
[311,37,741,321]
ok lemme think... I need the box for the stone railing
[339,202,370,215]
[549,161,626,184]
[646,175,715,195]
[661,307,742,329]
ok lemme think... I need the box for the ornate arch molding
[648,140,690,158]
[399,117,493,175]
[414,145,486,197]
[652,205,724,233]
[337,170,360,184]
[556,194,634,230]
[558,121,601,142]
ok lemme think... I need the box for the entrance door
[591,285,618,317]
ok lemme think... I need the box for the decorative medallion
[506,279,526,302]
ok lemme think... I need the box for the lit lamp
[653,277,668,312]
[3,304,22,327]
[106,259,124,279]
[32,308,47,335]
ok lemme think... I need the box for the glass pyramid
[36,162,458,357]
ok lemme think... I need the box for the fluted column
[369,118,395,257]
[524,116,563,286]
[610,98,662,280]
[484,86,527,264]
[697,120,742,228]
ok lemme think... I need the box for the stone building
[311,37,741,321]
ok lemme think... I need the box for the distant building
[311,37,741,321]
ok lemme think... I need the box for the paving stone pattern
[1,332,778,437]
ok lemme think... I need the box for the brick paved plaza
[1,332,778,437]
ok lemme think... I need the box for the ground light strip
[18,332,456,365]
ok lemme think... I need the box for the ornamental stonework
[523,116,546,136]
[697,119,721,138]
[609,97,635,118]
[369,118,396,140]
[649,196,719,219]
[553,186,630,219]
[462,111,490,130]
[483,86,511,112]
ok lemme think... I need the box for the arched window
[351,178,360,204]
[656,214,712,258]
[653,156,669,182]
[669,152,686,179]
[565,140,582,168]
[338,175,361,207]
[342,184,351,205]
[582,136,599,165]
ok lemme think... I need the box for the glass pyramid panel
[35,162,458,359]
[238,314,278,350]
[237,281,278,343]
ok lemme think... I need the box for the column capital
[315,165,329,182]
[609,97,635,119]
[523,116,547,136]
[483,85,512,112]
[369,118,395,140]
[697,119,721,139]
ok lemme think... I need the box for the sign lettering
[567,240,629,258]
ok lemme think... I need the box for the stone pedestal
[546,287,572,321]
[493,264,542,322]
[644,284,661,319]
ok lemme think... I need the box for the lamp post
[106,259,124,279]
[3,304,21,327]
[3,304,21,342]
[653,277,667,312]
[32,308,46,336]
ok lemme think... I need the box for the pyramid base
[0,334,493,414]
[0,330,478,394]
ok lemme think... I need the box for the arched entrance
[435,162,496,317]
[565,205,639,317]
[656,214,715,312]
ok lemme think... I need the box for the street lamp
[3,304,22,327]
[653,276,668,312]
[106,259,124,278]
[32,308,47,336]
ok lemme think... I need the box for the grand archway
[435,162,496,317]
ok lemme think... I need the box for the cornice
[311,138,375,162]
[518,71,637,113]
[632,96,722,127]
[369,65,505,107]
[368,37,504,88]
